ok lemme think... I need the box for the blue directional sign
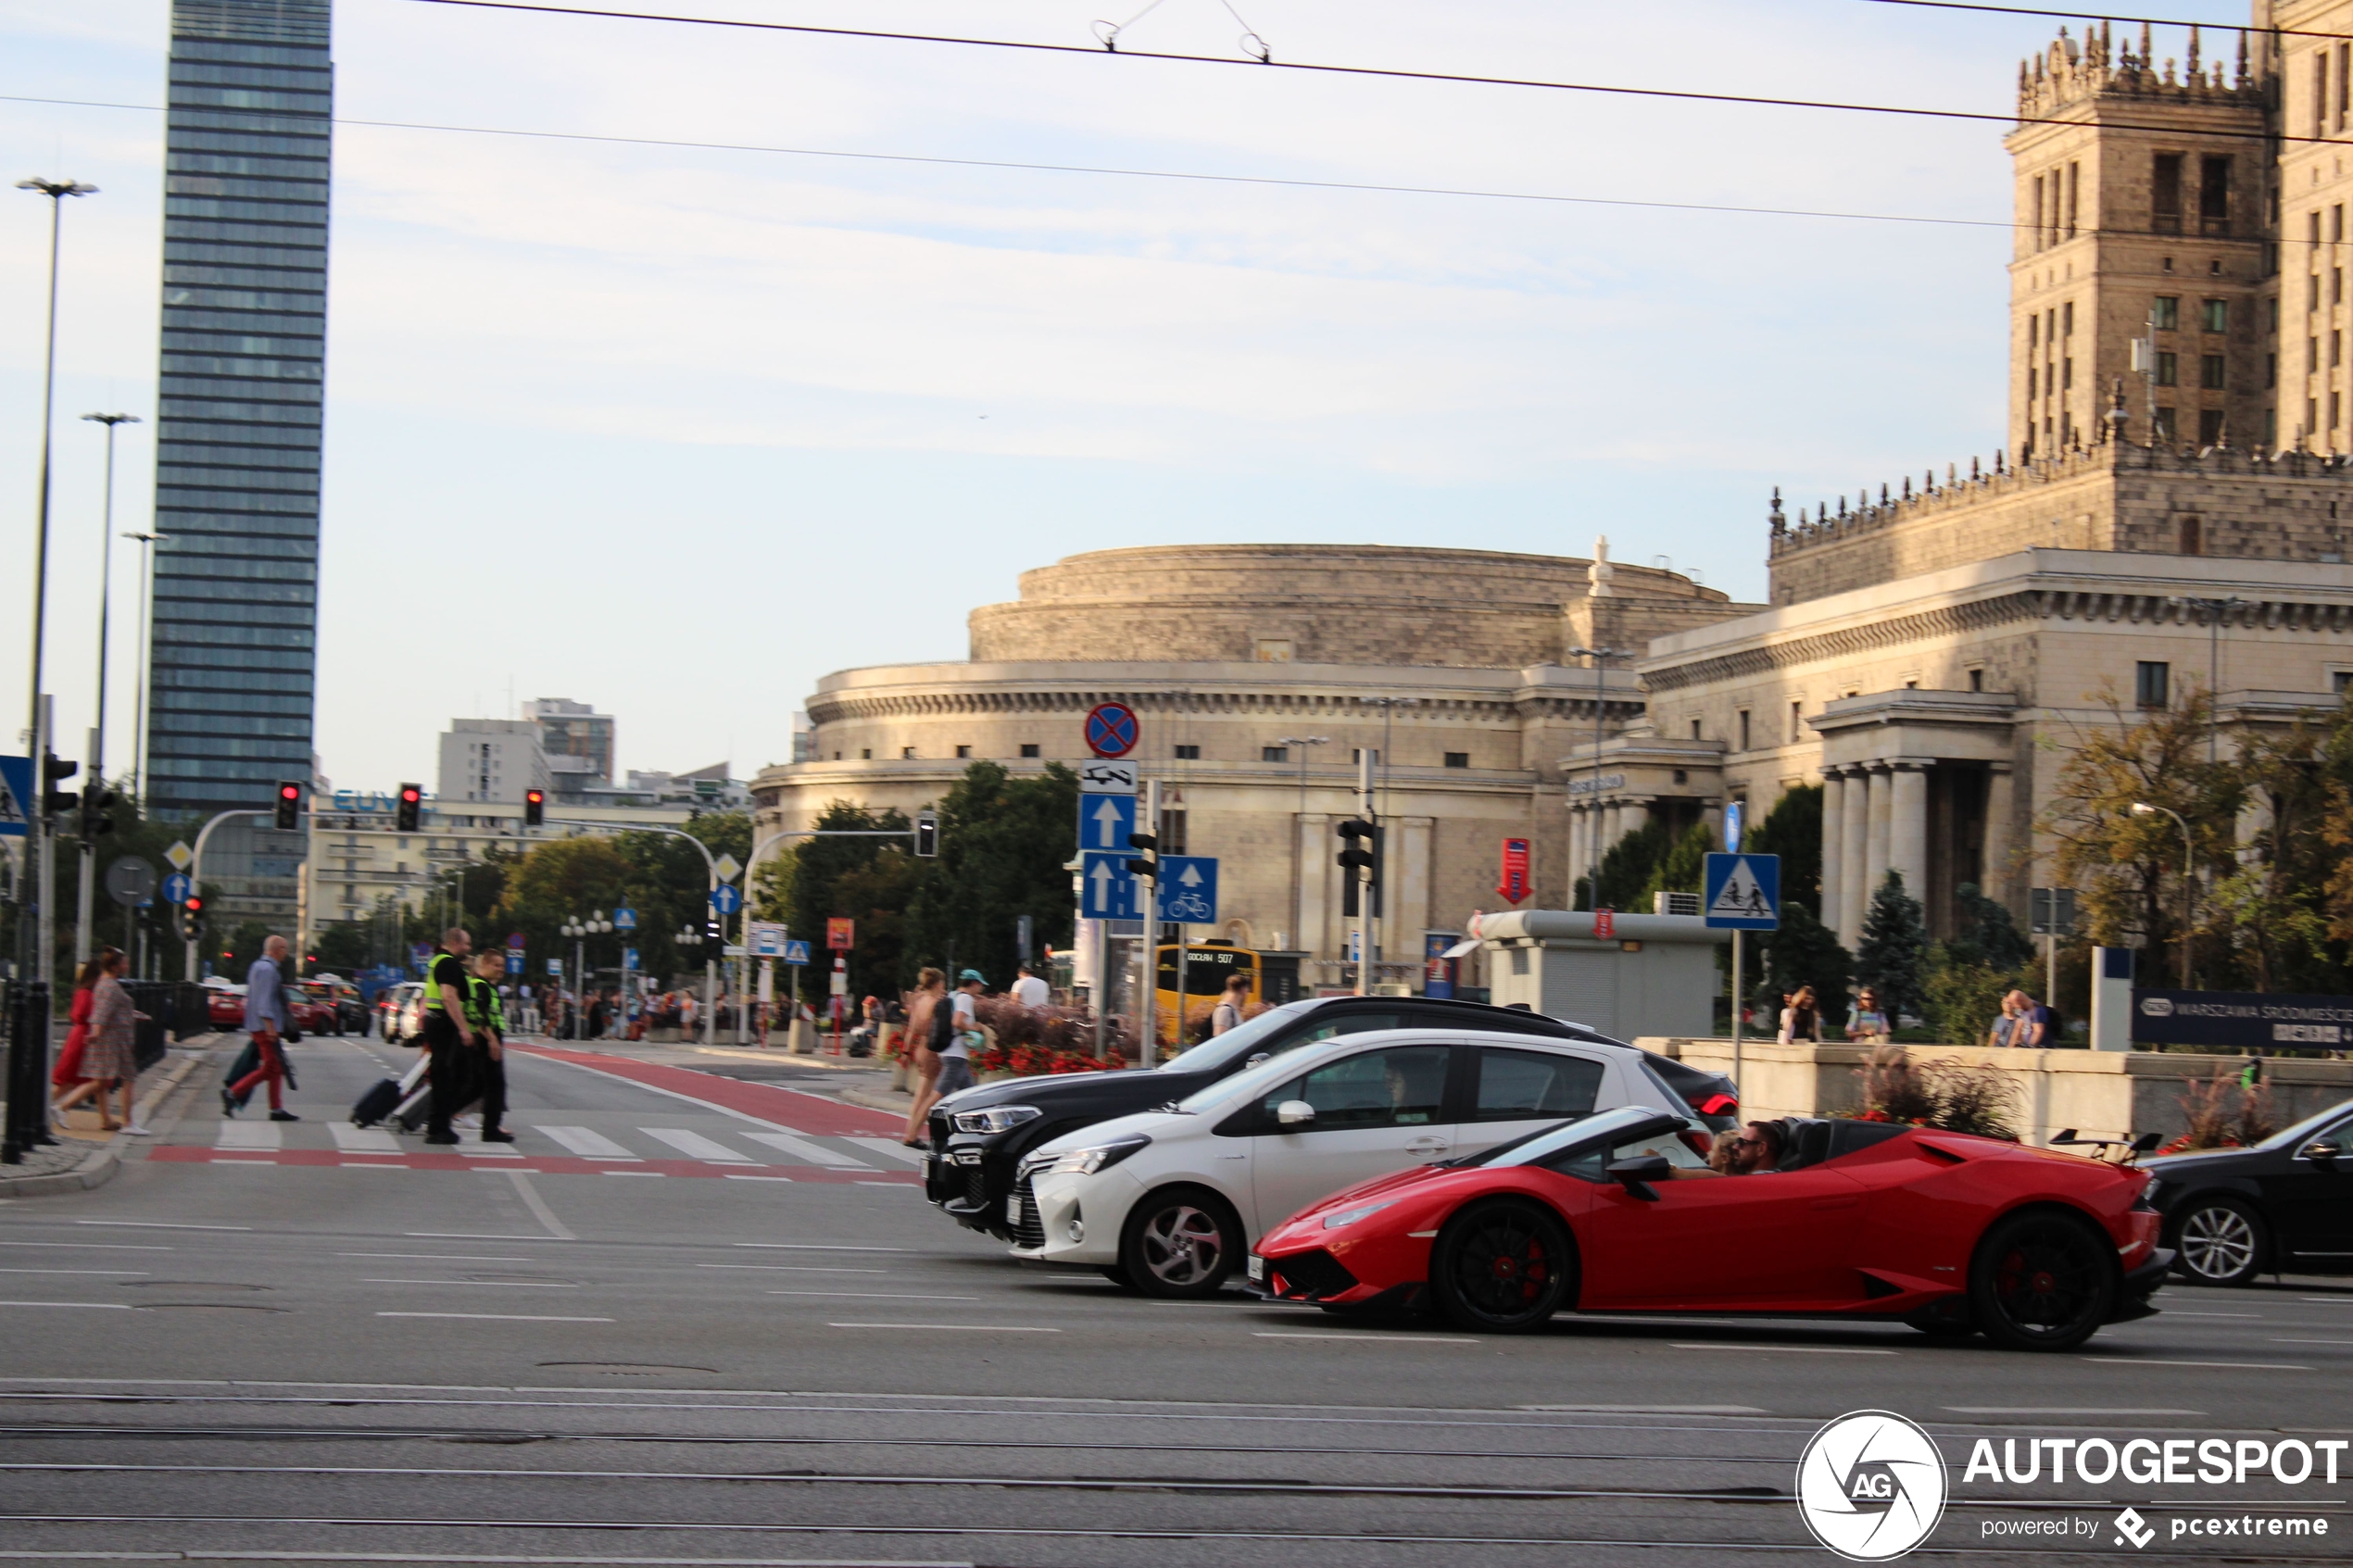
[623,947,638,969]
[613,906,637,931]
[1080,850,1144,920]
[1721,800,1744,855]
[709,884,744,915]
[505,950,524,975]
[1156,856,1219,923]
[161,872,192,906]
[1703,852,1781,931]
[1078,790,1137,854]
[0,755,30,839]
[783,939,812,965]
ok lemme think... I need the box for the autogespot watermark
[1798,1411,2347,1560]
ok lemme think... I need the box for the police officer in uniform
[422,928,479,1146]
[467,947,513,1143]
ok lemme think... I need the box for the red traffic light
[184,895,203,913]
[523,787,545,827]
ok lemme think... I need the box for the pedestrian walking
[467,949,514,1142]
[54,948,147,1133]
[1845,986,1891,1045]
[420,928,479,1147]
[1986,993,2020,1048]
[1011,963,1051,1010]
[47,952,102,1128]
[1210,973,1249,1035]
[935,969,987,1098]
[897,968,948,1148]
[221,935,298,1123]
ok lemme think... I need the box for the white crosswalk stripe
[639,1128,754,1163]
[215,1121,281,1151]
[329,1123,401,1154]
[533,1125,640,1160]
[841,1136,926,1167]
[741,1130,873,1169]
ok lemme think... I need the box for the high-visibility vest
[423,951,465,1012]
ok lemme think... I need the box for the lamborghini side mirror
[1606,1154,1671,1200]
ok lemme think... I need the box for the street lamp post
[72,412,138,968]
[122,529,168,804]
[15,175,96,982]
[2132,802,2196,988]
[560,912,611,1038]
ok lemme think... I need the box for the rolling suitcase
[350,1077,402,1127]
[378,1054,434,1133]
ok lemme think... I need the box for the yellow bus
[1154,943,1259,1045]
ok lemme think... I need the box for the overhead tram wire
[0,93,2016,235]
[1858,0,2353,44]
[396,0,2347,148]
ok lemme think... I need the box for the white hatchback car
[1010,1027,1700,1297]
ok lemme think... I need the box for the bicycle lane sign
[1156,856,1218,924]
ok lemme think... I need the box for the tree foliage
[1854,872,1929,1022]
[1745,784,1823,917]
[1759,900,1853,1030]
[903,762,1078,989]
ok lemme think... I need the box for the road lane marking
[641,1129,754,1164]
[767,1292,975,1301]
[0,1269,148,1276]
[77,1222,246,1232]
[506,1171,574,1241]
[534,1126,640,1160]
[2269,1337,2353,1346]
[2158,1311,2261,1318]
[327,1123,401,1154]
[1255,1332,1479,1344]
[1522,1403,1768,1414]
[601,1171,665,1177]
[2082,1358,2312,1370]
[0,1301,131,1311]
[735,1243,906,1252]
[827,1323,1059,1333]
[459,1146,523,1159]
[841,1137,927,1167]
[698,1264,887,1273]
[1945,1407,2205,1415]
[1668,1343,1896,1355]
[215,1122,281,1152]
[724,1174,794,1183]
[339,1254,530,1263]
[363,1279,580,1289]
[741,1130,870,1169]
[854,1180,907,1187]
[376,1312,612,1323]
[0,1242,170,1251]
[406,1234,567,1242]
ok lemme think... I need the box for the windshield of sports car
[1156,1001,1315,1073]
[1454,1105,1706,1175]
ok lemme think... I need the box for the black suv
[922,995,1738,1239]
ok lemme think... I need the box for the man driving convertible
[1698,1120,1787,1177]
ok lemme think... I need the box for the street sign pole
[1730,930,1743,1089]
[1704,852,1782,1105]
[1139,779,1159,1068]
[1355,747,1374,997]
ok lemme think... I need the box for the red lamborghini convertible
[1248,1105,2171,1351]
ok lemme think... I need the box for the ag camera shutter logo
[1796,1410,1948,1561]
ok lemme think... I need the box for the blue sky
[0,0,2253,790]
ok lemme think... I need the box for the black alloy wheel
[1428,1199,1576,1334]
[1118,1186,1242,1299]
[1968,1210,2117,1352]
[2171,1196,2269,1288]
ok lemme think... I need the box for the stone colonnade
[1567,796,1651,891]
[1820,761,1931,950]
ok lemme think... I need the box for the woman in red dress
[50,951,112,1130]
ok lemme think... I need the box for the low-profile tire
[1969,1209,2117,1352]
[2171,1195,2269,1288]
[1428,1198,1576,1335]
[1118,1185,1242,1299]
[1100,1267,1140,1291]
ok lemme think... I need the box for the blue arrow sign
[1703,852,1781,931]
[613,906,637,931]
[0,755,31,839]
[1079,790,1137,853]
[1080,850,1143,920]
[709,884,744,915]
[1156,855,1218,923]
[783,939,812,965]
[1722,800,1744,855]
[161,872,192,906]
[623,947,638,969]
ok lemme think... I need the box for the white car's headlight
[951,1105,1042,1135]
[1321,1199,1398,1231]
[1033,1135,1151,1178]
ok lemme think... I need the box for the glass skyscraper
[147,0,331,922]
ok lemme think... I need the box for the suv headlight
[951,1105,1042,1136]
[1027,1135,1151,1178]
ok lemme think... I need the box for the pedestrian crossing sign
[0,756,30,839]
[1703,852,1780,931]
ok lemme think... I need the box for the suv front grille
[1011,1176,1046,1250]
[1267,1248,1358,1301]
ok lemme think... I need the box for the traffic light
[396,783,422,832]
[523,788,545,827]
[913,809,938,858]
[42,756,78,820]
[1336,818,1378,918]
[705,913,724,948]
[181,894,204,942]
[1125,829,1158,883]
[78,782,117,840]
[274,780,303,831]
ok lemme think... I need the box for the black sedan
[2144,1096,2353,1286]
[922,994,1739,1240]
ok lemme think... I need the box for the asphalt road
[1,1033,2347,1566]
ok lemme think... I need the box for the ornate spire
[2186,25,2200,80]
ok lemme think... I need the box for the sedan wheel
[1969,1210,2116,1352]
[2174,1198,2268,1288]
[1119,1187,1239,1299]
[1429,1199,1575,1334]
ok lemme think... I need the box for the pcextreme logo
[1796,1411,1949,1562]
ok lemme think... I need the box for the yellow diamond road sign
[165,840,194,871]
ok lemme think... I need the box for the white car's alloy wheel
[1138,1202,1226,1287]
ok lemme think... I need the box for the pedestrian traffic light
[79,782,117,839]
[396,783,422,832]
[274,780,303,831]
[1336,818,1378,918]
[523,788,545,827]
[1125,830,1158,883]
[913,809,938,858]
[42,755,78,819]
